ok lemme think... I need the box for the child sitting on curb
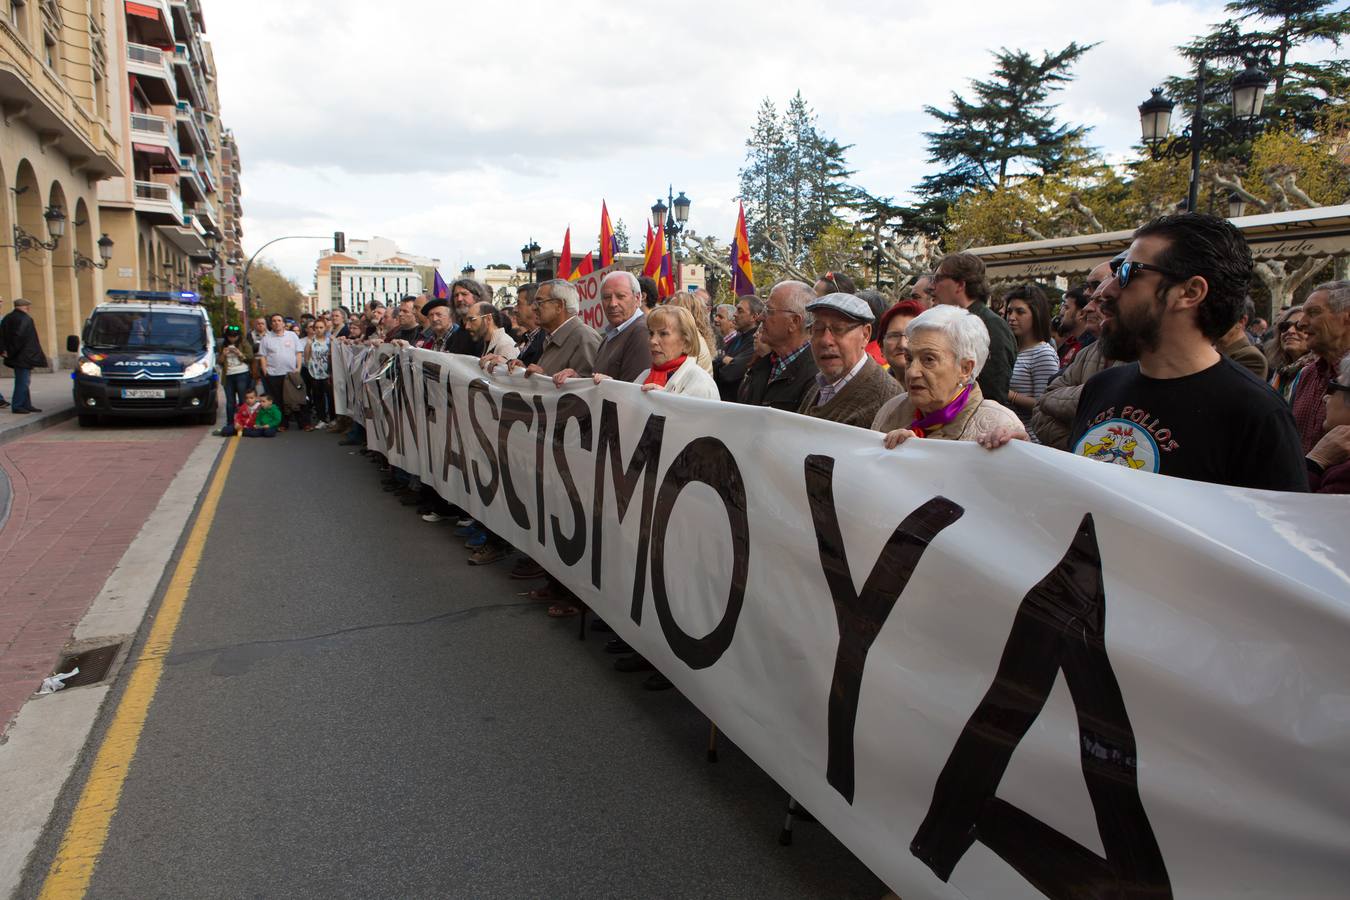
[220,389,261,437]
[245,393,282,437]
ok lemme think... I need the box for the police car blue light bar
[105,290,200,303]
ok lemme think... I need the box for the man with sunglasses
[1068,214,1306,490]
[1029,258,1120,450]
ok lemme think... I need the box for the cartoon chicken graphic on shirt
[1080,425,1148,469]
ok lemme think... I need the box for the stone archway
[0,162,15,304]
[13,160,54,359]
[73,198,94,340]
[48,181,78,357]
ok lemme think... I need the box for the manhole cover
[52,643,123,688]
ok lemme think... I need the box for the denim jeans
[223,371,251,426]
[11,368,32,410]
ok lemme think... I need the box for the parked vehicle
[67,291,218,427]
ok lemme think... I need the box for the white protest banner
[334,342,1350,899]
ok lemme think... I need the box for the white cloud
[207,0,1243,284]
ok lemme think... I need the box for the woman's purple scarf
[911,383,974,438]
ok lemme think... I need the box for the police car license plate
[121,388,166,399]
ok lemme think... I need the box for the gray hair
[714,303,736,318]
[905,304,991,379]
[1311,280,1350,313]
[770,280,815,326]
[450,278,491,305]
[540,278,579,314]
[1338,351,1350,388]
[601,270,641,296]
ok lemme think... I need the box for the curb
[0,407,76,449]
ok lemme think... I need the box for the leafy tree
[198,273,240,337]
[614,218,631,253]
[247,258,304,319]
[1167,0,1349,156]
[919,42,1096,206]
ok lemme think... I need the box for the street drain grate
[53,643,123,688]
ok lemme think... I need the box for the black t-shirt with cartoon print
[1070,356,1308,492]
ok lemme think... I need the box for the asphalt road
[21,429,884,898]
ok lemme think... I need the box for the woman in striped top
[1003,283,1060,443]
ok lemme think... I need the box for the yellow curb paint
[39,436,240,899]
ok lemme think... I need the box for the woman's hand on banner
[552,368,578,388]
[883,429,918,449]
[977,425,1029,450]
[593,374,612,384]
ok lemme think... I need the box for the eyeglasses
[1110,258,1186,289]
[809,321,866,340]
[763,307,796,317]
[1327,381,1350,397]
[1277,320,1300,333]
[528,297,559,309]
[1294,321,1313,333]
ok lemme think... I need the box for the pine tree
[918,43,1096,205]
[613,218,631,254]
[738,98,788,258]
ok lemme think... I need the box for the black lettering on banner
[647,437,748,668]
[532,396,548,547]
[550,394,591,567]
[497,392,534,531]
[467,379,500,505]
[442,381,470,492]
[910,514,1171,899]
[591,400,665,595]
[421,360,442,478]
[805,454,965,804]
[396,355,419,456]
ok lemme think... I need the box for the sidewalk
[0,371,76,449]
[0,417,212,738]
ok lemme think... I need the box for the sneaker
[0,399,9,408]
[314,421,328,431]
[509,558,546,580]
[453,522,478,538]
[456,518,474,527]
[465,528,489,550]
[421,512,451,523]
[467,544,510,566]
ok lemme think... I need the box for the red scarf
[643,355,688,388]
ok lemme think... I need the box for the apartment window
[39,0,61,75]
[8,0,28,39]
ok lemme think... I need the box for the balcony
[134,179,185,222]
[126,43,175,98]
[129,112,182,157]
[190,198,218,231]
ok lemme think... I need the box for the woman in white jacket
[594,305,718,400]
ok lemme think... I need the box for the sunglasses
[1328,381,1350,396]
[1277,321,1300,333]
[1110,259,1186,289]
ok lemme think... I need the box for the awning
[132,143,179,170]
[126,1,161,20]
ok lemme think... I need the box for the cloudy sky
[206,0,1243,286]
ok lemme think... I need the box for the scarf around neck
[911,382,974,438]
[644,355,688,388]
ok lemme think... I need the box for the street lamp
[1137,57,1270,213]
[520,238,539,282]
[1227,191,1247,219]
[74,233,115,271]
[651,186,691,289]
[10,205,66,259]
[461,263,475,280]
[861,239,893,290]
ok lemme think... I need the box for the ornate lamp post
[74,234,115,271]
[861,239,893,290]
[1137,57,1270,213]
[461,263,476,280]
[10,205,66,258]
[520,239,539,283]
[651,187,690,288]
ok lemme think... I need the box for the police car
[67,291,219,426]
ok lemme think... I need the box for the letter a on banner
[910,514,1172,899]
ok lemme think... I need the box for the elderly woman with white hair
[872,305,1025,446]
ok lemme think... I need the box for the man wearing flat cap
[796,292,901,429]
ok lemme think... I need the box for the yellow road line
[39,435,241,899]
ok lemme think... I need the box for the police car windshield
[87,311,206,352]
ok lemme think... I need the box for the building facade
[1,0,124,362]
[314,237,439,313]
[95,0,240,318]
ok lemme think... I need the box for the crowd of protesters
[233,213,1348,589]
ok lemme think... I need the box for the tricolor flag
[557,227,573,281]
[599,202,618,268]
[730,202,755,296]
[432,270,449,300]
[571,251,594,281]
[658,246,675,299]
[641,222,661,279]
